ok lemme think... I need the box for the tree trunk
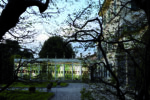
[0,0,49,39]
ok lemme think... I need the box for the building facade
[98,0,148,85]
[14,58,89,81]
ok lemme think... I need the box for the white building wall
[98,0,147,81]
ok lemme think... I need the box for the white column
[63,53,65,80]
[80,63,82,80]
[14,58,16,80]
[21,66,23,79]
[30,63,31,80]
[72,55,74,80]
[38,63,40,81]
[126,53,128,86]
[55,55,57,80]
[55,62,57,80]
[38,64,40,74]
[72,62,73,80]
[47,64,49,79]
[47,61,48,80]
[63,63,65,80]
[100,66,101,78]
[47,56,48,79]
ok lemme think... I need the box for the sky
[2,0,102,58]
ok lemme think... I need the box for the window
[131,0,139,11]
[104,67,107,77]
[114,0,116,13]
[108,10,111,20]
[103,17,106,25]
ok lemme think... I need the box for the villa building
[14,58,88,81]
[98,0,148,85]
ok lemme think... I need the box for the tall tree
[39,36,75,58]
[0,40,20,84]
[63,0,150,100]
[0,39,33,84]
[133,0,150,99]
[20,49,33,58]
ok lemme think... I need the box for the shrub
[0,96,7,100]
[29,87,36,93]
[80,88,95,100]
[60,83,68,87]
[47,82,52,89]
[82,72,89,83]
[57,81,61,85]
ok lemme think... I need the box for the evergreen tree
[39,36,75,58]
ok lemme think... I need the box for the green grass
[2,81,56,88]
[0,90,54,100]
[2,81,68,88]
[52,82,57,87]
[60,82,68,87]
[0,81,69,100]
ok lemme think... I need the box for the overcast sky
[3,0,102,58]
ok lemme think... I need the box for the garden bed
[1,81,68,88]
[0,90,54,100]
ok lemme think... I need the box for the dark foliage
[29,87,36,93]
[0,0,49,39]
[39,36,75,58]
[0,40,33,84]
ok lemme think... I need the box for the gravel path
[50,83,89,100]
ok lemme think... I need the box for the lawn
[60,82,68,87]
[2,81,68,88]
[0,90,54,100]
[0,81,69,100]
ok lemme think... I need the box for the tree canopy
[39,36,75,58]
[61,0,150,100]
[0,0,49,39]
[0,39,33,84]
[0,39,33,58]
[0,0,150,99]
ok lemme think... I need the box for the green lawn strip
[52,82,57,87]
[2,82,53,88]
[0,90,54,100]
[2,81,68,88]
[59,82,68,87]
